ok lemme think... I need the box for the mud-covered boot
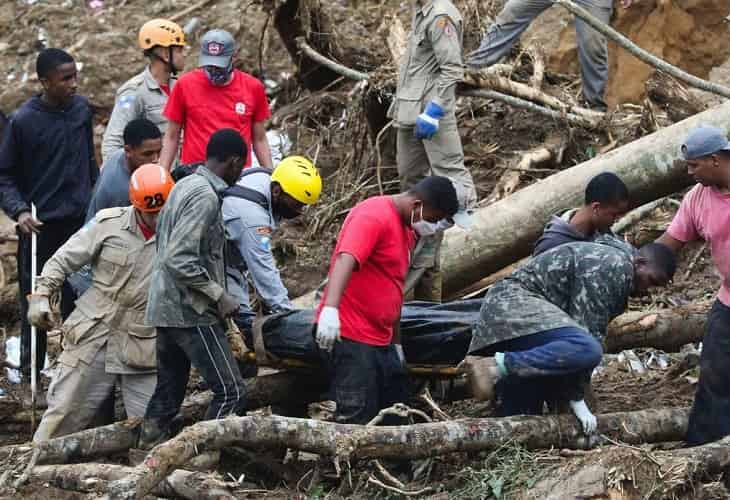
[137,418,171,450]
[460,356,500,402]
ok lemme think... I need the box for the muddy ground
[1,0,729,498]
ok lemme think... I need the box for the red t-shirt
[316,196,415,346]
[163,69,271,167]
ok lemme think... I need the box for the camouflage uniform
[388,0,477,302]
[101,67,174,162]
[33,206,157,442]
[470,241,634,353]
[143,165,246,436]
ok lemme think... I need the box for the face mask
[276,201,301,220]
[411,204,439,237]
[204,61,233,86]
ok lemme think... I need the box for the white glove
[394,344,405,366]
[316,306,341,352]
[570,399,597,434]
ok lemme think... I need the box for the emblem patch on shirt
[119,94,135,109]
[235,102,246,115]
[256,226,272,235]
[207,41,224,55]
[435,17,456,37]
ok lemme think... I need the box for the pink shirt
[668,184,730,306]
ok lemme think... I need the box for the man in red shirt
[159,29,273,170]
[657,124,730,445]
[315,176,461,424]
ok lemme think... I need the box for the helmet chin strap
[168,46,177,76]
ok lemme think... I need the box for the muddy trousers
[17,217,84,378]
[144,324,247,432]
[33,345,156,442]
[483,327,602,416]
[686,300,730,446]
[466,0,612,107]
[397,124,476,301]
[330,338,410,425]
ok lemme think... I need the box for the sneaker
[137,419,171,450]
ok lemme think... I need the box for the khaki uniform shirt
[36,206,157,374]
[389,0,464,127]
[101,67,175,162]
[145,166,228,328]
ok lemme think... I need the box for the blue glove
[414,101,444,140]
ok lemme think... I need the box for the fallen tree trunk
[604,302,710,353]
[439,101,730,296]
[107,408,689,499]
[32,463,234,500]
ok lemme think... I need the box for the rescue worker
[315,176,463,424]
[223,156,322,330]
[388,0,477,302]
[101,19,185,162]
[467,0,635,109]
[462,241,675,433]
[533,172,630,256]
[159,29,273,171]
[28,164,175,441]
[139,128,247,449]
[656,125,730,445]
[0,48,98,380]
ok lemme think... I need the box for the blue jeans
[485,327,603,416]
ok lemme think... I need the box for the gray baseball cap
[681,124,730,160]
[199,29,235,68]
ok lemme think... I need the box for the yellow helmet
[139,19,185,50]
[271,156,322,205]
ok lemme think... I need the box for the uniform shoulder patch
[95,206,126,222]
[434,16,456,37]
[117,94,136,109]
[255,226,273,236]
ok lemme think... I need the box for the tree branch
[107,408,689,499]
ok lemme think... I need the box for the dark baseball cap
[199,29,235,68]
[681,124,730,160]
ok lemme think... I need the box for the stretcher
[235,300,481,378]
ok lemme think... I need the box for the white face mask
[411,204,440,237]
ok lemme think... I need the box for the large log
[604,302,710,353]
[107,408,689,499]
[32,463,234,500]
[439,102,730,296]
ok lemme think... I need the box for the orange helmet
[138,19,185,50]
[129,164,175,213]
